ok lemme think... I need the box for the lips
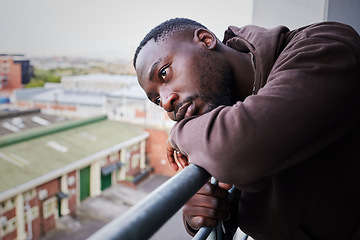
[175,102,194,121]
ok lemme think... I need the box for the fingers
[184,206,228,230]
[187,193,229,211]
[166,140,179,171]
[186,216,218,230]
[167,147,179,171]
[183,204,229,222]
[175,151,189,169]
[197,182,229,199]
[183,182,230,230]
[218,182,233,191]
[166,139,189,171]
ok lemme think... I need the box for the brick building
[0,54,32,94]
[145,128,176,177]
[0,113,149,239]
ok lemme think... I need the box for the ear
[194,28,217,50]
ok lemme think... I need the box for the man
[133,18,360,239]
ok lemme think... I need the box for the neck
[219,42,255,101]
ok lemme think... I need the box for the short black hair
[133,18,207,69]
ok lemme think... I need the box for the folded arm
[169,32,360,189]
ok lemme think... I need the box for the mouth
[174,102,195,121]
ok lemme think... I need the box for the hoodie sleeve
[169,22,360,191]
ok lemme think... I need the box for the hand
[166,139,189,171]
[183,181,232,231]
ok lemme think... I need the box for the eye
[154,96,161,106]
[160,66,169,81]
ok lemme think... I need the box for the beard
[196,49,234,114]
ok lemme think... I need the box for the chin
[202,103,219,115]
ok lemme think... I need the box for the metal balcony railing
[88,164,249,240]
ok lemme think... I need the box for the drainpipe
[24,201,33,240]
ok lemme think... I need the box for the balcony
[88,164,250,240]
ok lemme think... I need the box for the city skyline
[0,0,253,62]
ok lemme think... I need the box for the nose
[160,92,179,112]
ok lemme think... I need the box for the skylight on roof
[46,141,68,153]
[11,117,25,128]
[32,116,50,126]
[2,122,19,132]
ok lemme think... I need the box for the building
[0,112,149,240]
[14,86,107,118]
[60,74,136,91]
[252,0,360,34]
[0,108,67,135]
[12,74,136,118]
[0,54,32,95]
[106,84,174,129]
[12,73,176,176]
[11,74,177,177]
[12,74,174,128]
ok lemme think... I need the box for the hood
[223,25,290,91]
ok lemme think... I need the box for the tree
[25,68,61,88]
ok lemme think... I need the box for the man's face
[136,35,233,122]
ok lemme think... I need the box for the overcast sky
[0,0,253,62]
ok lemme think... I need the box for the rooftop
[107,84,147,99]
[0,115,148,200]
[0,108,68,136]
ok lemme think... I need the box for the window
[125,150,131,172]
[110,152,118,162]
[43,197,57,219]
[0,198,15,214]
[0,217,17,238]
[99,157,107,167]
[0,202,5,214]
[131,153,140,168]
[67,176,76,186]
[131,144,140,152]
[22,189,36,201]
[24,206,39,222]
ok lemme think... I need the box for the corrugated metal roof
[13,74,145,105]
[61,74,137,83]
[0,118,147,196]
[0,109,67,135]
[14,87,53,100]
[107,84,147,99]
[15,88,106,106]
[33,88,106,106]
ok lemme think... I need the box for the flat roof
[0,109,68,135]
[33,88,106,106]
[0,117,148,199]
[107,84,147,99]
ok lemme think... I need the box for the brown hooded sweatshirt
[169,22,360,239]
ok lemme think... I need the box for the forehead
[136,39,165,79]
[136,38,175,80]
[135,33,192,83]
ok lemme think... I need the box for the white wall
[327,0,360,33]
[252,0,327,30]
[252,0,359,33]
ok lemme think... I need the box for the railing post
[88,164,210,240]
[193,227,214,240]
